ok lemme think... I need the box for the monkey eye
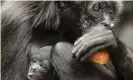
[40,64,44,67]
[93,3,101,11]
[32,58,37,62]
[109,8,114,13]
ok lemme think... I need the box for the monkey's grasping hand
[72,26,117,62]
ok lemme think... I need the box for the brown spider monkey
[2,1,133,80]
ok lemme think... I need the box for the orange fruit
[88,50,110,64]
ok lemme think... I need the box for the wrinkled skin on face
[28,46,52,80]
[79,1,123,30]
[72,1,123,62]
[28,59,50,80]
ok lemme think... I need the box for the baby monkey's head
[28,46,52,80]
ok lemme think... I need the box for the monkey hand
[72,26,117,62]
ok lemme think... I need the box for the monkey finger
[74,38,83,46]
[72,43,83,56]
[74,30,110,46]
[75,44,87,60]
[77,37,106,59]
[80,42,110,62]
[74,33,90,46]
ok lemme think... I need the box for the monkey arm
[72,26,117,62]
[110,40,133,80]
[52,42,117,80]
[72,25,133,80]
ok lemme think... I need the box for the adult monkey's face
[79,1,123,30]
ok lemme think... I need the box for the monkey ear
[32,2,60,30]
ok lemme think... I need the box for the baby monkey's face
[28,54,50,80]
[27,46,52,80]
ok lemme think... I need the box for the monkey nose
[101,21,109,27]
[31,67,37,72]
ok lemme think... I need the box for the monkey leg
[51,41,118,80]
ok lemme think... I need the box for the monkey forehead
[87,1,123,9]
[84,1,123,17]
[37,46,52,54]
[33,46,52,59]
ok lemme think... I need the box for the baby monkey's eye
[93,3,101,11]
[32,58,37,62]
[40,64,44,67]
[109,8,114,13]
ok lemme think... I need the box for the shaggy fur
[2,1,133,80]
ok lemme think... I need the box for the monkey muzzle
[101,21,114,29]
[28,72,37,80]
